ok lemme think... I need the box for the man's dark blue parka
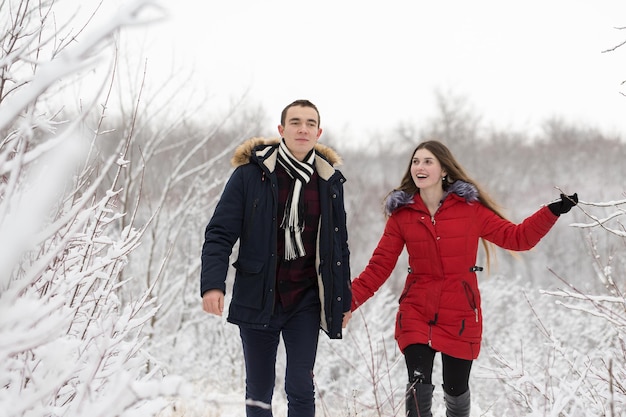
[200,137,351,339]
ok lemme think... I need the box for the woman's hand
[548,193,578,216]
[342,311,352,328]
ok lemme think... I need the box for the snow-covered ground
[2,1,625,416]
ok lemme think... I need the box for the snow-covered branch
[569,197,626,237]
[0,0,167,131]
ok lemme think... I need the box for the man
[201,99,352,417]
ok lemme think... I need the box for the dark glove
[548,193,578,216]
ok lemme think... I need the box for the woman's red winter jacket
[351,185,558,360]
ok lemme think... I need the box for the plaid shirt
[275,164,320,311]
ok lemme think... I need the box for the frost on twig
[568,195,626,237]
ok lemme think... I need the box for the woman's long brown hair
[390,140,509,269]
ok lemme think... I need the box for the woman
[350,140,577,417]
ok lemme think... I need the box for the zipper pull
[474,308,479,322]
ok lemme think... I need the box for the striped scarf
[277,139,315,261]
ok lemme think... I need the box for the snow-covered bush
[0,1,188,416]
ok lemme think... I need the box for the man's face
[277,105,322,161]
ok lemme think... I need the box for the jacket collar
[385,180,479,216]
[230,137,343,181]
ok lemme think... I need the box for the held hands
[203,289,354,328]
[548,193,578,216]
[342,311,352,328]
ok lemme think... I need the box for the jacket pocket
[462,281,479,323]
[243,198,260,241]
[232,259,265,309]
[398,279,416,303]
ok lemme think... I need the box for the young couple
[200,99,578,417]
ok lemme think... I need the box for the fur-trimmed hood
[231,137,343,168]
[384,180,479,216]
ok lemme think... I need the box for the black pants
[404,343,472,396]
[239,288,321,417]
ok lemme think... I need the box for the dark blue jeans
[239,288,321,417]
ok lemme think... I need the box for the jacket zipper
[428,313,438,347]
[428,326,432,347]
[430,201,442,225]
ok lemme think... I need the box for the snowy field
[2,1,625,416]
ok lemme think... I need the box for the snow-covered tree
[0,1,188,416]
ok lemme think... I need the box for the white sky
[116,1,626,140]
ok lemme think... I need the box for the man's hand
[202,289,225,316]
[342,311,352,328]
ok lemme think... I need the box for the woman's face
[410,148,446,190]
